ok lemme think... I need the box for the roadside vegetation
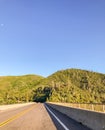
[0,69,105,104]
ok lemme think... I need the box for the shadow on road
[45,104,92,130]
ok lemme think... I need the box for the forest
[0,69,105,104]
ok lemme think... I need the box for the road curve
[0,103,92,130]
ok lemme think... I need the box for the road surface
[0,103,91,130]
[45,104,91,130]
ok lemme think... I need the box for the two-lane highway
[0,103,56,130]
[0,103,91,130]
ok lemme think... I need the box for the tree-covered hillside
[0,69,105,104]
[0,75,43,104]
[35,69,105,103]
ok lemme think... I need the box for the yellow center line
[0,105,35,127]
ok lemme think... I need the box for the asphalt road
[45,104,92,130]
[0,103,56,130]
[0,103,91,130]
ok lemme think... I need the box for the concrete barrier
[0,102,35,111]
[47,103,105,130]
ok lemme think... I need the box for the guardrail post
[102,105,105,112]
[78,103,80,108]
[91,104,94,111]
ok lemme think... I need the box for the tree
[80,77,89,89]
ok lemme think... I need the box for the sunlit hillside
[0,75,44,104]
[35,69,105,103]
[0,69,105,104]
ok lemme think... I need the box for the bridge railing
[69,103,105,112]
[49,102,105,112]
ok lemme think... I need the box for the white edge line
[45,104,70,130]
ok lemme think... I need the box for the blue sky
[0,0,105,77]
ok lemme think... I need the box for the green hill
[34,69,105,103]
[0,69,105,104]
[0,75,44,104]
